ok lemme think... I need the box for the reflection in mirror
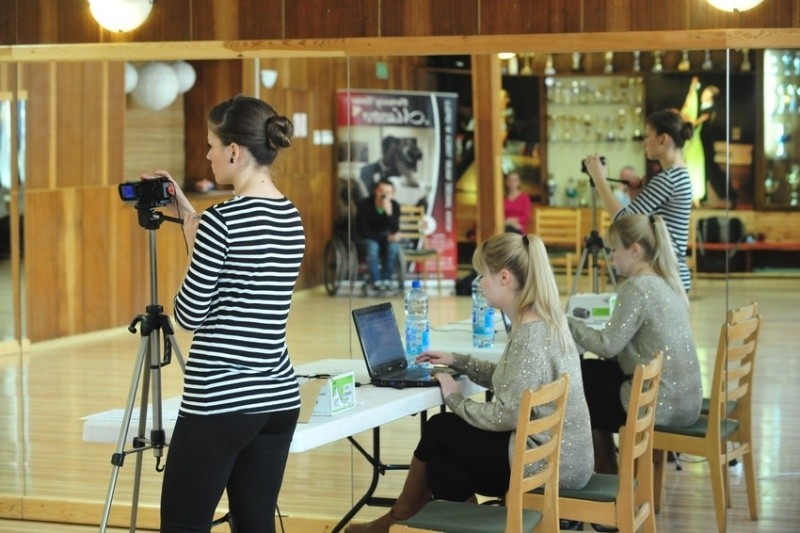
[0,62,22,504]
[4,40,800,531]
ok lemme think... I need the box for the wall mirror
[1,27,796,528]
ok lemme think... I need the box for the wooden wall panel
[23,63,54,191]
[381,0,479,36]
[480,0,584,34]
[236,0,284,40]
[56,63,85,188]
[124,93,185,184]
[2,0,800,46]
[284,0,379,39]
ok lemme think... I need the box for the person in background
[145,95,305,533]
[356,179,402,292]
[347,232,594,533]
[583,108,694,293]
[503,169,532,234]
[613,165,638,207]
[568,214,702,475]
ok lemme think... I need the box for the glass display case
[762,49,800,209]
[545,75,645,206]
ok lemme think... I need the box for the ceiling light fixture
[705,0,764,13]
[88,0,154,33]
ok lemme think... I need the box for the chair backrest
[616,353,664,527]
[507,374,570,533]
[728,302,758,325]
[707,315,761,433]
[534,208,582,254]
[399,204,429,244]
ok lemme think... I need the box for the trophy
[652,51,663,72]
[764,170,781,206]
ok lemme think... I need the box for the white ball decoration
[171,60,196,93]
[131,62,180,110]
[124,62,139,94]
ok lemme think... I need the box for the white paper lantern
[131,62,180,111]
[171,61,196,93]
[88,0,153,33]
[124,62,138,94]
[705,0,764,12]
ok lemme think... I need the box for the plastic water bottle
[404,280,430,363]
[472,276,495,348]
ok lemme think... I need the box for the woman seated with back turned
[347,232,594,533]
[568,214,702,475]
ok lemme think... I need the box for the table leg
[332,411,432,532]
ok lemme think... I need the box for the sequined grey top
[568,274,702,427]
[446,320,594,490]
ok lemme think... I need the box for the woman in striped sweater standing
[583,109,694,293]
[144,95,305,533]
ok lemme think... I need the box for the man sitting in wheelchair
[356,179,402,293]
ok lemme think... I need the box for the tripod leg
[600,247,617,289]
[129,336,154,533]
[100,336,150,532]
[569,247,591,297]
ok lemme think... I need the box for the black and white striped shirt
[174,196,306,415]
[615,166,693,292]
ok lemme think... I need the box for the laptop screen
[352,303,407,373]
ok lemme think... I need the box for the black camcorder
[580,156,607,174]
[118,177,174,210]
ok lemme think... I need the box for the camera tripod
[100,208,186,533]
[569,183,617,296]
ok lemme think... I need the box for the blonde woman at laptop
[346,232,594,533]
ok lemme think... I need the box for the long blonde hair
[472,232,574,353]
[608,214,689,306]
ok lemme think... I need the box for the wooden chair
[701,302,759,416]
[653,314,761,533]
[524,353,663,533]
[534,208,582,294]
[390,374,570,533]
[398,205,442,293]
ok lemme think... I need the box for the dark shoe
[560,520,583,530]
[591,524,618,532]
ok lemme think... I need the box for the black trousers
[414,412,511,502]
[160,408,299,533]
[581,358,628,432]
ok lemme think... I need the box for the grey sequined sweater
[568,274,702,427]
[445,320,594,490]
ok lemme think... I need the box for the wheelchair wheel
[323,238,346,295]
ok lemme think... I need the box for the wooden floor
[0,276,798,532]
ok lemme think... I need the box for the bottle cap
[411,279,422,289]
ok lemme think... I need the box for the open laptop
[352,302,459,388]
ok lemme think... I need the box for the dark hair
[646,109,693,149]
[208,94,293,166]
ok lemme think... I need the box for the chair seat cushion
[398,499,542,533]
[559,473,620,502]
[700,398,738,416]
[656,416,739,438]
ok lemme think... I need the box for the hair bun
[265,115,294,150]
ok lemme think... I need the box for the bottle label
[472,305,495,348]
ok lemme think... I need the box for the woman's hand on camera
[583,154,608,183]
[140,170,195,218]
[416,351,454,366]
